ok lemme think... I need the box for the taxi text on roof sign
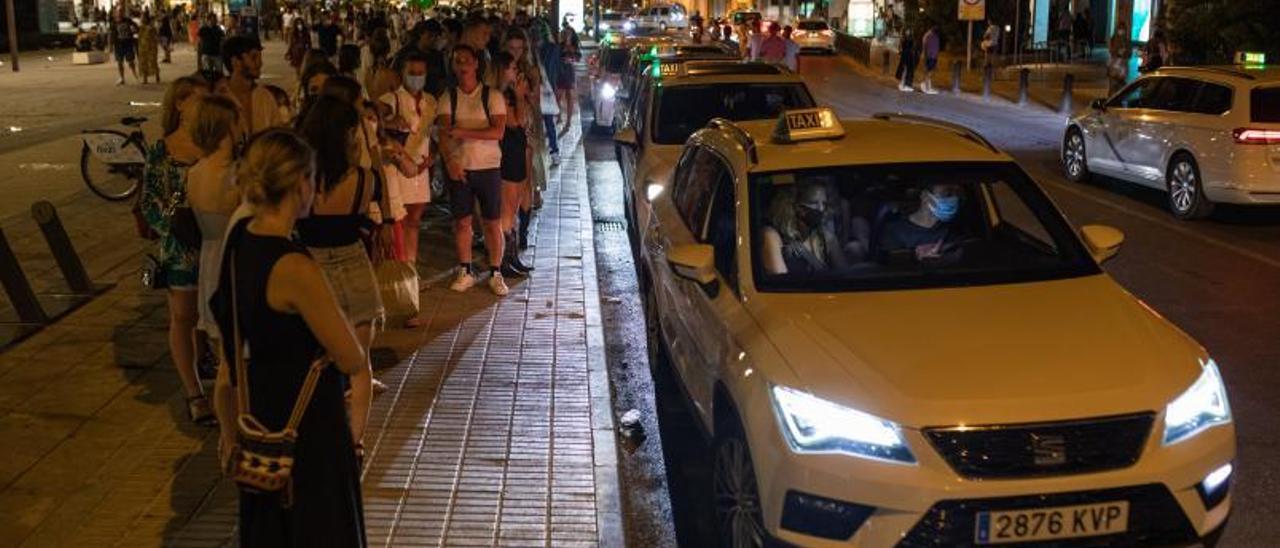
[773,107,844,143]
[1234,51,1266,65]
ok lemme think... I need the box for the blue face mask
[926,191,960,222]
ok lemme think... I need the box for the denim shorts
[307,242,384,326]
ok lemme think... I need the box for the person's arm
[451,91,506,140]
[760,228,788,275]
[213,354,237,468]
[436,96,465,182]
[275,254,371,443]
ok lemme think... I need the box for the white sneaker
[372,378,389,394]
[450,270,476,292]
[899,84,914,92]
[489,272,509,296]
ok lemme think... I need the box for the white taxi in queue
[639,107,1236,547]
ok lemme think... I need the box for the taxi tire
[643,286,668,376]
[713,413,768,548]
[1062,127,1091,183]
[1167,153,1214,220]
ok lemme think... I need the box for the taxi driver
[879,183,963,261]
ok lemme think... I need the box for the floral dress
[140,140,199,289]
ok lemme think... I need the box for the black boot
[500,231,525,278]
[517,209,531,250]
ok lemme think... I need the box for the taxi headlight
[771,385,915,464]
[1163,360,1231,445]
[623,21,635,31]
[601,82,617,99]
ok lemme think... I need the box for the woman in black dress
[211,129,371,547]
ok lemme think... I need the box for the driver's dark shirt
[879,216,951,252]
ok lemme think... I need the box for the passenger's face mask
[404,74,426,92]
[797,204,825,229]
[926,191,961,222]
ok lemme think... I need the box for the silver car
[1063,66,1280,219]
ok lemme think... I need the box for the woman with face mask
[378,51,436,270]
[878,183,964,261]
[760,184,848,275]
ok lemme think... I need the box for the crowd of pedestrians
[133,7,576,544]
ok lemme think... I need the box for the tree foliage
[1166,0,1280,64]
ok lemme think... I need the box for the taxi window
[706,168,739,292]
[750,162,1098,292]
[1107,78,1160,109]
[673,146,725,235]
[653,83,815,145]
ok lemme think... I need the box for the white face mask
[403,74,426,92]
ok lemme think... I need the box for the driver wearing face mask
[878,183,963,261]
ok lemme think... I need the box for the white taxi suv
[614,61,814,262]
[1063,64,1280,219]
[793,19,837,54]
[640,107,1236,546]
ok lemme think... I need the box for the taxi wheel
[1063,127,1091,183]
[644,286,667,376]
[713,417,767,548]
[1167,153,1214,220]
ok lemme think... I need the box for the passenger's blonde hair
[189,95,240,156]
[160,76,207,136]
[236,129,315,208]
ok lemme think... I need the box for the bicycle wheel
[80,132,145,201]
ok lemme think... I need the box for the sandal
[187,395,217,426]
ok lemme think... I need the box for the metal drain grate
[594,219,626,232]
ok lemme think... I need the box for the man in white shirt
[222,37,289,144]
[379,51,437,265]
[437,44,509,296]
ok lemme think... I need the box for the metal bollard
[0,228,48,325]
[882,49,892,76]
[982,64,993,100]
[951,60,963,95]
[1061,73,1076,114]
[31,201,93,295]
[1018,68,1031,106]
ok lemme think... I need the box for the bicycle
[79,116,150,201]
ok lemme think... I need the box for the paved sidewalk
[0,111,623,546]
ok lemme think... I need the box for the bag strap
[230,244,329,434]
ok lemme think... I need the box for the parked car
[1063,65,1280,219]
[642,108,1235,547]
[793,19,836,54]
[633,3,689,33]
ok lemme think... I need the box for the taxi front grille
[924,413,1154,479]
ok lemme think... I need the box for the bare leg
[402,202,426,263]
[482,218,504,269]
[501,181,522,234]
[454,215,474,264]
[168,290,202,398]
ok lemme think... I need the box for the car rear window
[1252,87,1280,123]
[798,21,829,31]
[653,83,815,144]
[1193,83,1233,115]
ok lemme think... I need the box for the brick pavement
[0,112,623,546]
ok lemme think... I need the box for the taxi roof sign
[773,108,844,143]
[1235,51,1266,65]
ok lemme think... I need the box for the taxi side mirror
[667,244,720,298]
[1090,98,1107,113]
[1080,224,1124,263]
[614,127,639,148]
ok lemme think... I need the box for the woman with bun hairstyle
[210,129,370,546]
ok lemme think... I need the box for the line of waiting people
[134,12,573,545]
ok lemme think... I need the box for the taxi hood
[746,275,1206,428]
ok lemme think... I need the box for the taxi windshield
[654,83,815,144]
[750,162,1099,292]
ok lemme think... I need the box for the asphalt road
[593,54,1280,546]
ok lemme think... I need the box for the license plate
[975,501,1129,544]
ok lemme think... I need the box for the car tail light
[1233,128,1280,145]
[821,30,834,37]
[793,30,808,37]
